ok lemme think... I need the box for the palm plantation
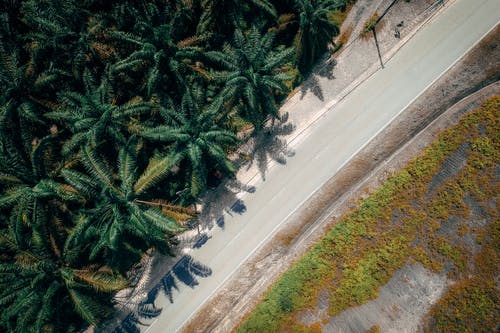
[0,0,348,331]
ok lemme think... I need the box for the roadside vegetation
[363,11,380,34]
[0,0,353,332]
[236,96,499,332]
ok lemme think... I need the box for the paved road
[144,0,500,332]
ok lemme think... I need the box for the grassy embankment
[236,96,500,332]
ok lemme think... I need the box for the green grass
[426,227,499,332]
[363,11,380,34]
[236,96,500,332]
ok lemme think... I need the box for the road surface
[143,0,500,331]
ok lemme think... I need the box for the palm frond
[251,0,277,18]
[187,143,205,197]
[0,186,30,209]
[118,143,138,193]
[134,155,176,195]
[73,269,128,292]
[81,145,117,192]
[67,289,102,327]
[135,199,194,222]
[138,126,189,142]
[33,179,82,202]
[61,168,99,200]
[34,281,60,332]
[0,173,22,185]
[142,208,184,233]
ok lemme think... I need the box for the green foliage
[207,27,295,129]
[0,0,352,331]
[426,232,499,333]
[363,11,380,34]
[0,199,127,332]
[139,87,238,197]
[294,0,345,70]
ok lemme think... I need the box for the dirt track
[182,24,500,333]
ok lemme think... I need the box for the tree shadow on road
[109,255,213,333]
[194,113,295,233]
[147,255,212,302]
[197,178,256,231]
[191,113,295,233]
[240,113,296,181]
[299,58,337,101]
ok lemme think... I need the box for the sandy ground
[181,25,500,333]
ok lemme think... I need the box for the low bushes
[237,96,499,332]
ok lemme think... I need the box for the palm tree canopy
[139,88,238,198]
[207,27,294,129]
[294,0,345,70]
[62,140,186,270]
[196,0,277,43]
[0,224,127,332]
[111,21,206,99]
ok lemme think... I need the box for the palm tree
[0,134,84,248]
[138,88,238,198]
[196,0,277,43]
[293,0,345,70]
[45,70,152,157]
[62,139,187,271]
[0,134,127,332]
[206,27,294,130]
[110,20,205,100]
[0,42,65,156]
[20,0,92,81]
[0,222,128,332]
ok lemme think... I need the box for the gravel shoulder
[182,23,500,333]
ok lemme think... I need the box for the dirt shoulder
[181,24,500,333]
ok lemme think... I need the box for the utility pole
[371,27,384,69]
[377,0,400,24]
[370,0,399,69]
